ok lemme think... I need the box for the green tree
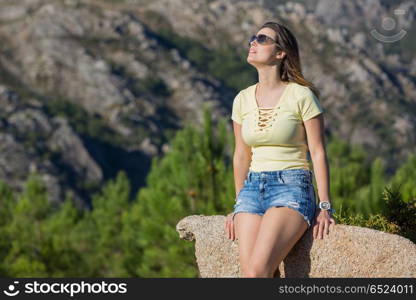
[3,173,52,276]
[131,105,235,277]
[388,153,416,203]
[0,181,17,276]
[0,173,87,276]
[326,136,370,214]
[368,157,386,213]
[40,193,86,277]
[353,157,386,216]
[381,183,416,242]
[75,171,132,277]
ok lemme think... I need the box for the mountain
[0,0,414,207]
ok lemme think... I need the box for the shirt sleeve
[231,91,243,124]
[297,88,324,121]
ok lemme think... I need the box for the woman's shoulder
[240,83,257,96]
[287,82,321,109]
[288,82,315,98]
[234,83,256,104]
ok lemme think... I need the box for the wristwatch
[318,201,336,214]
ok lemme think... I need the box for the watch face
[320,202,330,210]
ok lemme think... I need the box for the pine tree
[368,157,385,213]
[3,173,52,276]
[388,154,416,203]
[76,170,132,277]
[326,136,370,214]
[0,180,17,276]
[131,105,235,277]
[1,173,87,276]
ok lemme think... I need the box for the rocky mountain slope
[0,0,414,207]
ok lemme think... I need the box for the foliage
[130,105,235,277]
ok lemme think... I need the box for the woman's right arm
[232,121,252,198]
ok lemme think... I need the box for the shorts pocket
[281,173,311,186]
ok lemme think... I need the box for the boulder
[176,215,416,278]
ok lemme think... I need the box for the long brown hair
[259,21,320,98]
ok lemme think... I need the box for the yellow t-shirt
[231,81,324,172]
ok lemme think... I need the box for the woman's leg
[244,206,308,278]
[234,212,263,277]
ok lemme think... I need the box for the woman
[224,21,336,278]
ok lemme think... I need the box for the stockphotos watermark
[370,9,408,43]
[3,280,127,297]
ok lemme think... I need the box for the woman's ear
[275,50,286,60]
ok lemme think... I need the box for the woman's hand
[225,212,236,241]
[313,209,336,240]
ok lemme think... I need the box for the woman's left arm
[304,114,336,239]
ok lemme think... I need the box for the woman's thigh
[249,206,308,276]
[234,212,262,275]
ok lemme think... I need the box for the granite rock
[177,215,416,278]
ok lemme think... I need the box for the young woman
[224,21,336,278]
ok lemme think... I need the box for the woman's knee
[242,264,273,278]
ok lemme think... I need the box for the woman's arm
[232,121,252,198]
[304,113,336,239]
[304,114,330,204]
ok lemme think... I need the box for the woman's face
[247,27,283,67]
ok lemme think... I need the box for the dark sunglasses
[248,34,280,47]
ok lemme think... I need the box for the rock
[0,85,98,207]
[177,215,416,278]
[48,117,103,182]
[351,32,367,49]
[0,132,64,205]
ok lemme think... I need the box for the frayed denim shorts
[232,169,317,228]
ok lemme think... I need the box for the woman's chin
[247,57,262,66]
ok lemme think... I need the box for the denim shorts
[232,169,317,228]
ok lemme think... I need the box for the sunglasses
[248,34,280,47]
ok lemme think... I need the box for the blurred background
[0,0,415,277]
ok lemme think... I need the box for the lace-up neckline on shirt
[254,82,291,133]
